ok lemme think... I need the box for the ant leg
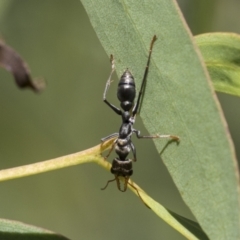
[104,138,117,159]
[101,178,116,190]
[130,141,137,162]
[101,132,119,142]
[133,129,179,141]
[132,35,157,116]
[103,55,115,99]
[127,181,150,209]
[103,54,122,115]
[102,176,150,208]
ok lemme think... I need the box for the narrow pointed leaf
[195,32,240,97]
[167,210,209,240]
[80,0,240,239]
[0,219,69,240]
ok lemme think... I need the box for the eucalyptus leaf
[195,32,240,97]
[168,210,209,240]
[80,0,240,239]
[0,219,69,240]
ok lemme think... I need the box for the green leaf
[195,32,240,97]
[0,218,69,240]
[168,210,209,240]
[80,0,240,239]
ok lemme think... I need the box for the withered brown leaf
[0,40,45,92]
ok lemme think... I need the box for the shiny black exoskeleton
[101,35,179,203]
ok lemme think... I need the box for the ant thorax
[117,138,129,146]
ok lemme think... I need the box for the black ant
[101,35,179,205]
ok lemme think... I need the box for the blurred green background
[0,1,239,239]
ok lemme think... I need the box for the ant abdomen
[117,70,136,111]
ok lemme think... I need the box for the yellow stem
[0,138,199,239]
[0,138,114,182]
